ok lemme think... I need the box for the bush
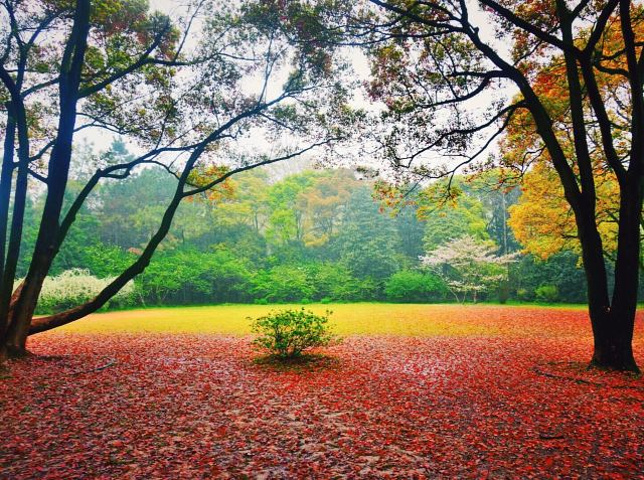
[251,308,335,359]
[516,288,535,302]
[31,269,135,314]
[135,248,253,305]
[535,284,559,303]
[252,265,316,303]
[385,270,447,303]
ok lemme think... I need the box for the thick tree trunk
[2,0,91,357]
[0,104,16,356]
[573,198,640,372]
[4,260,50,355]
[0,133,31,351]
[590,181,642,372]
[0,102,32,359]
[3,128,74,355]
[591,318,638,372]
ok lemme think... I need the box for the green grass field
[53,302,594,338]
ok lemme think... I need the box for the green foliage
[32,140,601,309]
[265,173,316,246]
[420,191,490,252]
[309,263,367,301]
[135,248,253,305]
[334,187,402,282]
[510,252,587,303]
[252,265,315,303]
[516,288,535,302]
[33,269,136,314]
[251,308,336,358]
[535,285,560,303]
[385,270,447,303]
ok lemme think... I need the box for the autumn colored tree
[0,0,185,358]
[0,0,350,359]
[338,0,644,371]
[507,129,643,268]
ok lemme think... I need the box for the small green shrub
[516,288,535,302]
[251,308,335,359]
[535,284,559,303]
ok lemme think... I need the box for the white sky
[78,1,515,177]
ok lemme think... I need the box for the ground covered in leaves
[1,305,643,479]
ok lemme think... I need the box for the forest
[21,138,613,313]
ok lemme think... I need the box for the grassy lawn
[56,302,594,337]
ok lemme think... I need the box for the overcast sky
[78,1,514,178]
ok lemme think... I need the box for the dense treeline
[15,139,628,313]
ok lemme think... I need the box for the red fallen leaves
[0,308,643,479]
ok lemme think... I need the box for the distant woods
[17,139,621,312]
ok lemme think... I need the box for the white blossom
[420,235,518,303]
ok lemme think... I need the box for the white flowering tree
[420,236,517,304]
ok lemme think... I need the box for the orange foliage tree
[345,0,644,371]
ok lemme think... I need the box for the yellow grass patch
[51,303,592,338]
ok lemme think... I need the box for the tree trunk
[0,136,31,340]
[0,102,32,359]
[572,199,635,372]
[2,0,91,357]
[591,315,638,372]
[0,104,16,357]
[0,103,16,279]
[590,181,641,372]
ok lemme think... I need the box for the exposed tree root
[532,364,644,391]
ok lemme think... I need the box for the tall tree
[335,186,402,282]
[339,0,644,371]
[0,0,187,356]
[0,0,350,358]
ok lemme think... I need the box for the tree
[339,0,644,371]
[297,169,359,247]
[508,160,641,267]
[265,172,318,248]
[418,184,490,251]
[334,186,402,283]
[1,0,183,357]
[0,0,350,358]
[421,235,516,303]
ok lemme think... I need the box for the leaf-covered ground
[1,305,643,479]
